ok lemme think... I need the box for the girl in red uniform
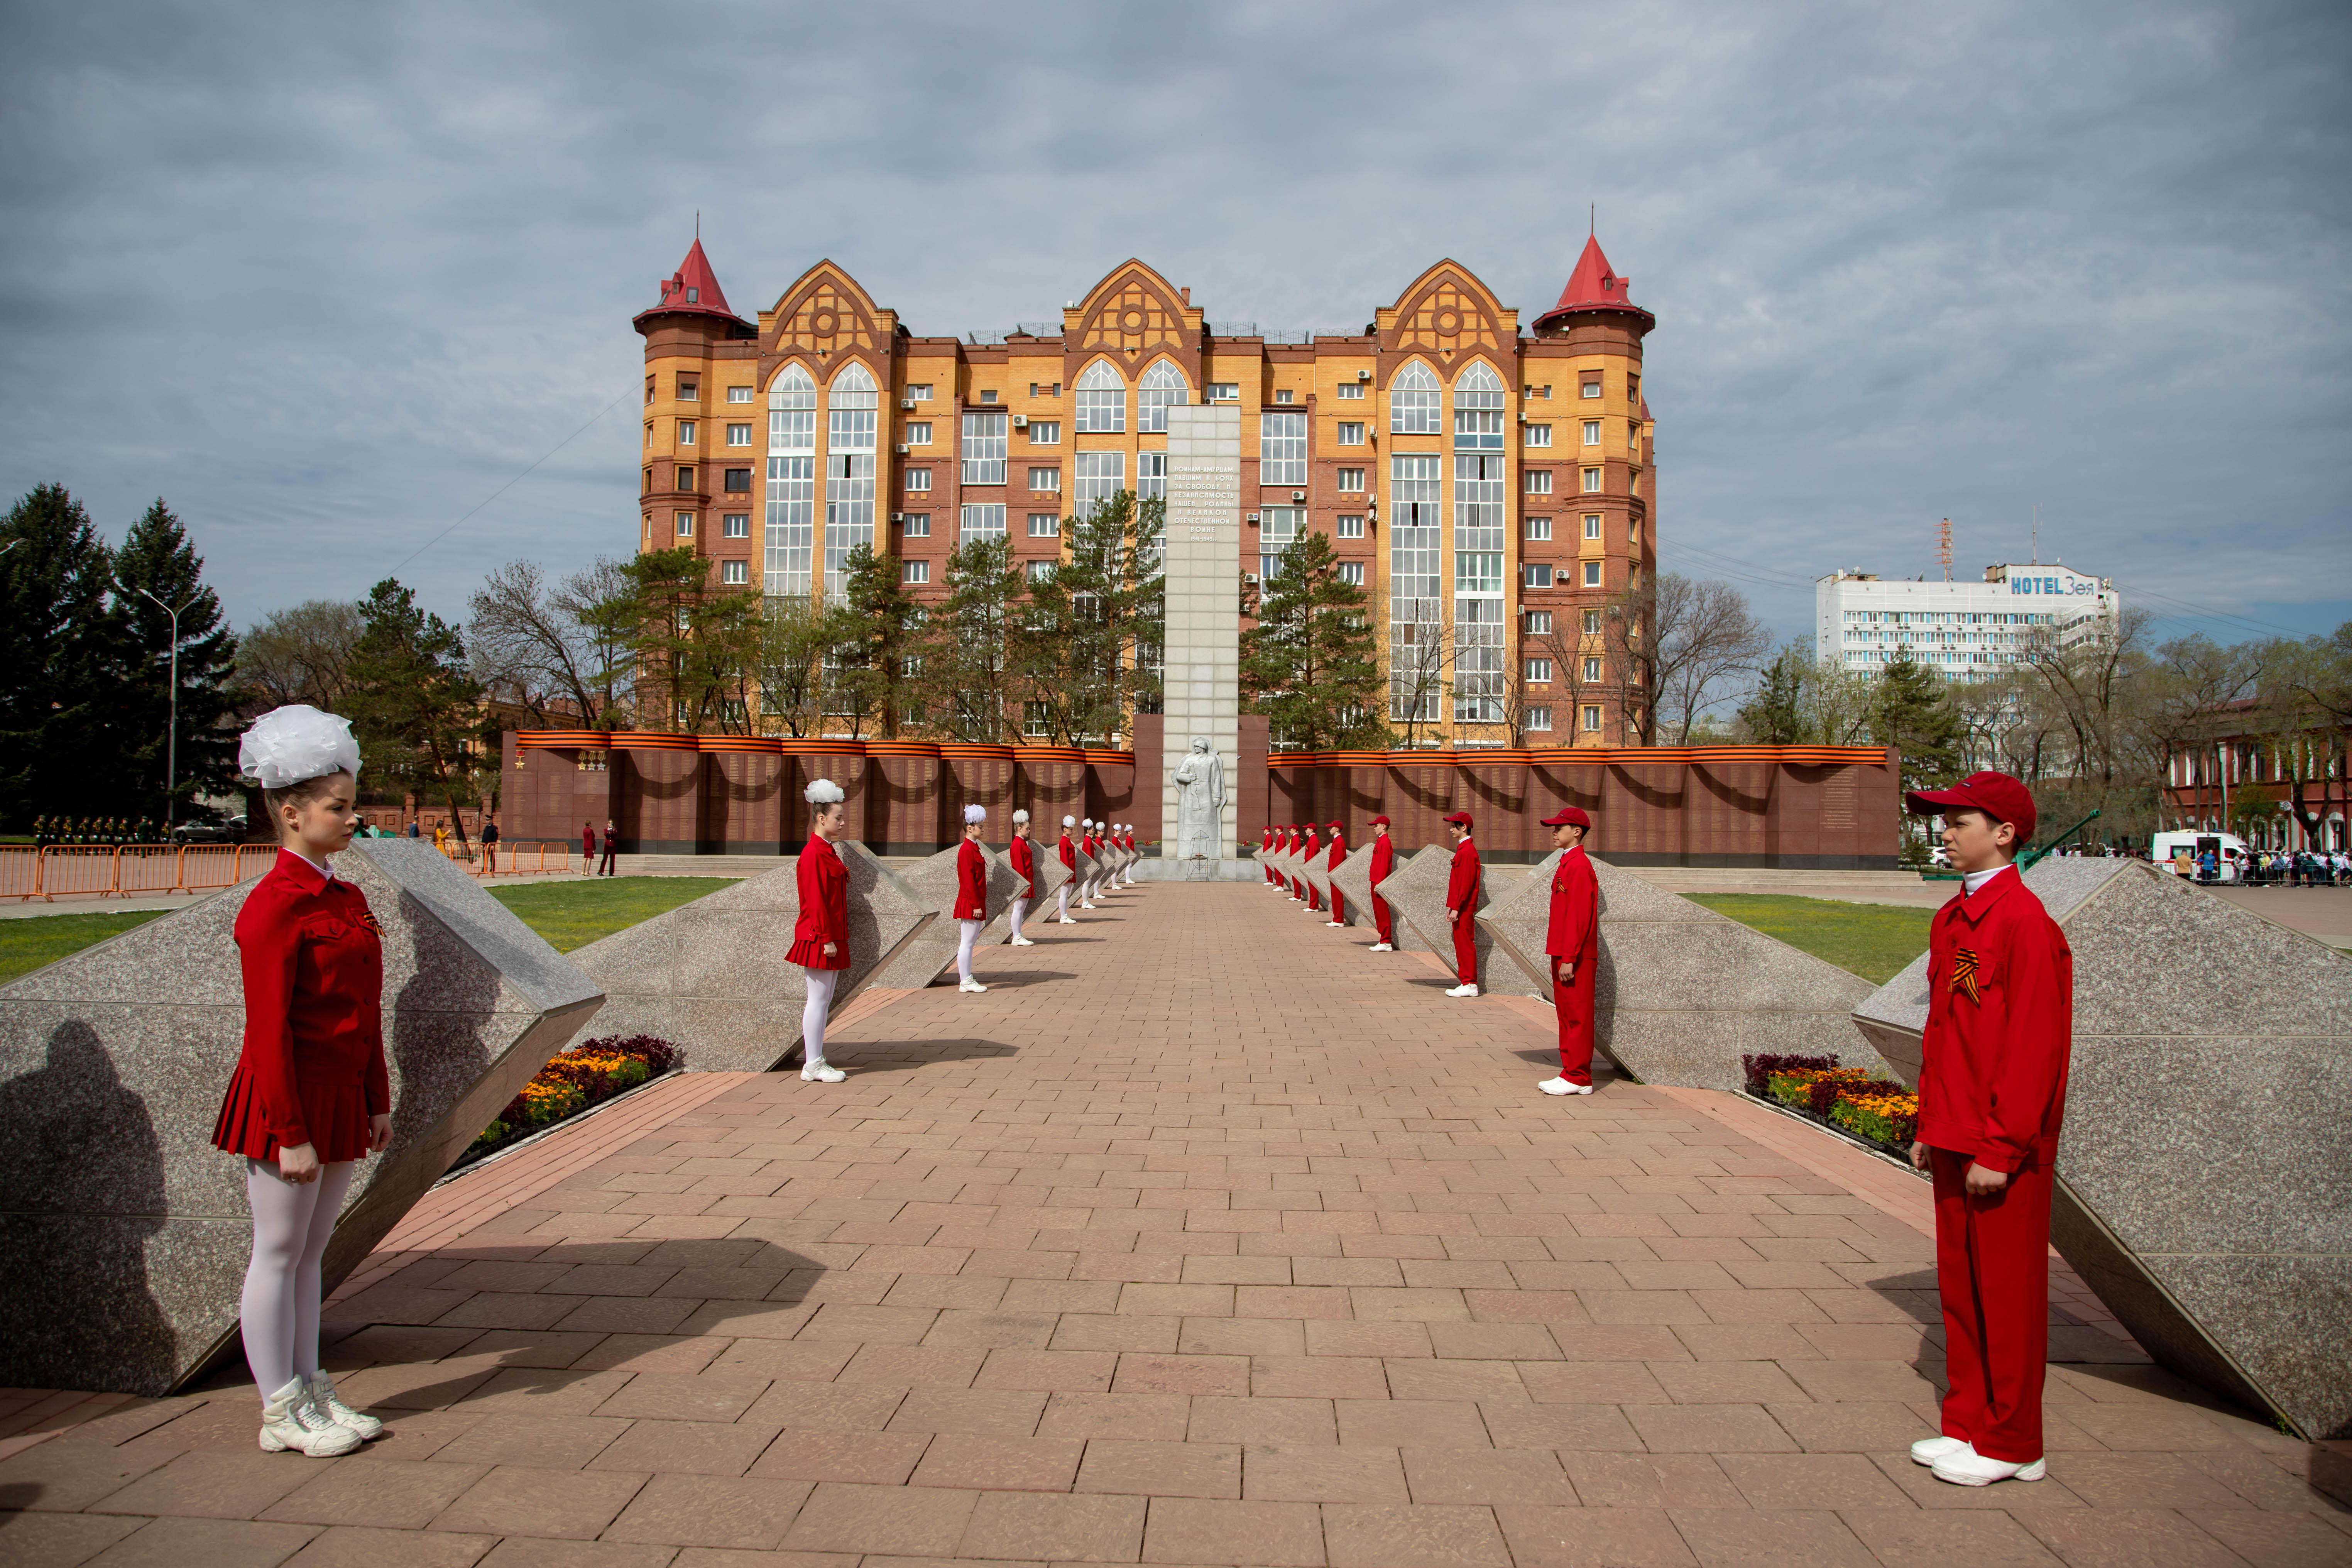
[1263,826,1276,885]
[1442,811,1481,995]
[1006,809,1037,946]
[953,803,991,992]
[790,778,852,1082]
[214,706,389,1457]
[1903,773,2072,1487]
[1056,816,1078,922]
[1366,816,1396,950]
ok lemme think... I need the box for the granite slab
[1329,842,1427,951]
[1375,844,1542,995]
[999,840,1072,937]
[1851,856,2352,1439]
[1478,849,1882,1087]
[0,840,605,1394]
[571,842,933,1074]
[867,844,1029,990]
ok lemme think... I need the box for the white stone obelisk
[1161,405,1242,869]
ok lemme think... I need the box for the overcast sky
[3,0,2345,654]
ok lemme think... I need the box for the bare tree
[1385,601,1454,748]
[1531,615,1605,745]
[238,599,363,714]
[469,557,637,728]
[1606,572,1769,744]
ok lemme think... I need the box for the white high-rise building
[1816,564,2120,681]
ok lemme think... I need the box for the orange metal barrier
[115,846,184,896]
[36,846,124,900]
[0,848,39,902]
[178,844,260,892]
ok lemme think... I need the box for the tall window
[962,411,1007,484]
[823,363,878,600]
[1452,362,1505,452]
[1388,453,1442,721]
[1075,360,1126,433]
[1075,451,1125,516]
[1260,412,1307,486]
[1390,360,1439,435]
[764,364,817,596]
[1137,451,1167,500]
[1259,506,1304,584]
[1138,360,1188,433]
[960,504,1006,541]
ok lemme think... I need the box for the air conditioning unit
[1244,572,1260,584]
[1012,414,1028,428]
[1246,513,1260,524]
[1356,369,1371,381]
[1292,491,1306,503]
[895,443,909,453]
[900,398,916,409]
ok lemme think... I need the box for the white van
[2151,831,2249,883]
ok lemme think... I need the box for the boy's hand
[1909,1141,1929,1171]
[1963,1162,2010,1196]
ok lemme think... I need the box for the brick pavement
[4,879,2348,1566]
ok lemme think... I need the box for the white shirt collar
[1961,864,2013,896]
[287,849,334,883]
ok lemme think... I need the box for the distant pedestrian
[582,822,595,875]
[599,818,618,876]
[479,815,498,874]
[406,819,420,839]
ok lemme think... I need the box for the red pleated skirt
[212,1055,373,1162]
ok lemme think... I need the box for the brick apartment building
[634,236,1657,746]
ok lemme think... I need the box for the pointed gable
[763,261,893,367]
[1065,260,1201,378]
[1376,260,1513,375]
[1533,235,1653,332]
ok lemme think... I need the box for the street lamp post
[134,587,200,832]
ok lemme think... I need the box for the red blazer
[213,851,390,1162]
[787,836,850,969]
[1302,829,1320,864]
[1546,845,1599,965]
[1446,837,1482,920]
[582,825,594,855]
[1262,828,1273,855]
[1058,832,1076,868]
[954,838,989,920]
[1082,832,1099,859]
[1917,867,2073,1173]
[1369,832,1394,887]
[1327,834,1346,869]
[1008,833,1035,897]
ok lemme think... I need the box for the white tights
[242,1158,356,1397]
[956,918,981,981]
[1057,885,1071,918]
[801,966,839,1066]
[1009,898,1028,940]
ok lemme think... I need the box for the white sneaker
[259,1376,360,1456]
[1058,915,1075,925]
[959,978,988,993]
[801,1062,846,1083]
[1910,1435,1969,1467]
[1080,901,1095,910]
[1324,920,1345,928]
[306,1371,382,1440]
[1538,1076,1593,1096]
[1445,983,1480,998]
[1930,1445,2046,1485]
[1369,942,1393,952]
[1010,935,1035,946]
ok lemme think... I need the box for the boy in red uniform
[1903,772,2072,1487]
[1300,823,1322,912]
[1323,820,1348,927]
[1442,811,1481,996]
[1537,807,1599,1095]
[1366,815,1396,951]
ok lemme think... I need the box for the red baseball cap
[1443,811,1473,827]
[1370,815,1391,826]
[1540,807,1591,829]
[1327,820,1344,831]
[1906,771,2036,845]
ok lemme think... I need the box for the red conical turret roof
[1532,234,1654,333]
[634,237,751,330]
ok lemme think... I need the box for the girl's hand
[822,941,838,958]
[279,1143,321,1184]
[368,1114,392,1154]
[1909,1141,1929,1172]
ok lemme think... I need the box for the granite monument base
[0,840,605,1395]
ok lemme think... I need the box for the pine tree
[344,578,490,843]
[1240,531,1392,751]
[111,499,239,823]
[920,536,1023,741]
[1011,491,1165,744]
[0,485,120,826]
[832,543,926,736]
[1737,643,1811,744]
[1873,651,1961,795]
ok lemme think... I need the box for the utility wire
[388,391,631,576]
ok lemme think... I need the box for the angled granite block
[1375,845,1540,994]
[1000,844,1072,939]
[1330,843,1428,951]
[1298,848,1333,906]
[869,844,1028,990]
[572,842,933,1074]
[1853,857,2352,1439]
[1478,849,1882,1087]
[0,840,604,1395]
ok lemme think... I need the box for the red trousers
[1551,962,1594,1085]
[1306,881,1321,912]
[1931,1148,2051,1463]
[1372,895,1393,945]
[1452,913,1477,985]
[1330,890,1347,924]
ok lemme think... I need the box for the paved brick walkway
[4,880,2348,1566]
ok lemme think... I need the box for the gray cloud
[2,0,2344,649]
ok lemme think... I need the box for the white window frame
[902,559,928,585]
[721,513,749,538]
[1584,656,1603,683]
[1390,360,1440,435]
[1207,382,1239,402]
[1335,514,1365,539]
[1074,450,1125,515]
[1075,360,1126,433]
[1581,378,1602,399]
[1337,560,1365,587]
[1335,382,1365,400]
[1137,450,1167,501]
[726,423,753,447]
[1582,468,1602,492]
[906,421,932,445]
[720,558,748,584]
[1524,563,1552,588]
[1138,359,1189,433]
[1337,467,1365,492]
[1030,466,1061,494]
[1452,361,1506,452]
[1525,516,1551,541]
[1525,470,1553,495]
[1584,513,1603,540]
[1260,412,1307,486]
[1526,706,1552,732]
[727,385,754,404]
[900,513,930,537]
[905,469,932,493]
[1028,419,1060,445]
[959,503,1007,541]
[906,384,933,401]
[1524,610,1553,634]
[1527,659,1552,683]
[1583,704,1603,732]
[1336,422,1366,446]
[677,420,696,445]
[1583,560,1603,587]
[675,511,695,537]
[1525,423,1552,448]
[1028,513,1061,537]
[962,411,1008,485]
[1583,420,1602,445]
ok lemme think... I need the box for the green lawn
[487,876,739,952]
[0,910,172,985]
[1687,893,1934,984]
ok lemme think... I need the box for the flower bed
[1740,1052,1919,1156]
[458,1034,681,1167]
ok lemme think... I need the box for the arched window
[764,364,818,596]
[1137,360,1189,434]
[1390,360,1439,435]
[1075,360,1126,434]
[1452,361,1505,452]
[823,364,879,599]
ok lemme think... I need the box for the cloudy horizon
[2,0,2344,657]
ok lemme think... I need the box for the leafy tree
[239,599,364,714]
[829,543,927,737]
[1737,642,1812,744]
[1240,531,1390,750]
[0,485,120,826]
[1014,491,1165,744]
[919,536,1024,741]
[344,578,490,841]
[752,594,851,738]
[617,547,712,731]
[111,499,238,822]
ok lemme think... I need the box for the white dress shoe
[307,1371,382,1440]
[1444,983,1480,998]
[1537,1076,1593,1096]
[959,978,988,993]
[1010,935,1035,946]
[1057,915,1075,924]
[1369,942,1393,952]
[800,1062,846,1083]
[259,1376,360,1456]
[1910,1435,1969,1467]
[1930,1445,2046,1485]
